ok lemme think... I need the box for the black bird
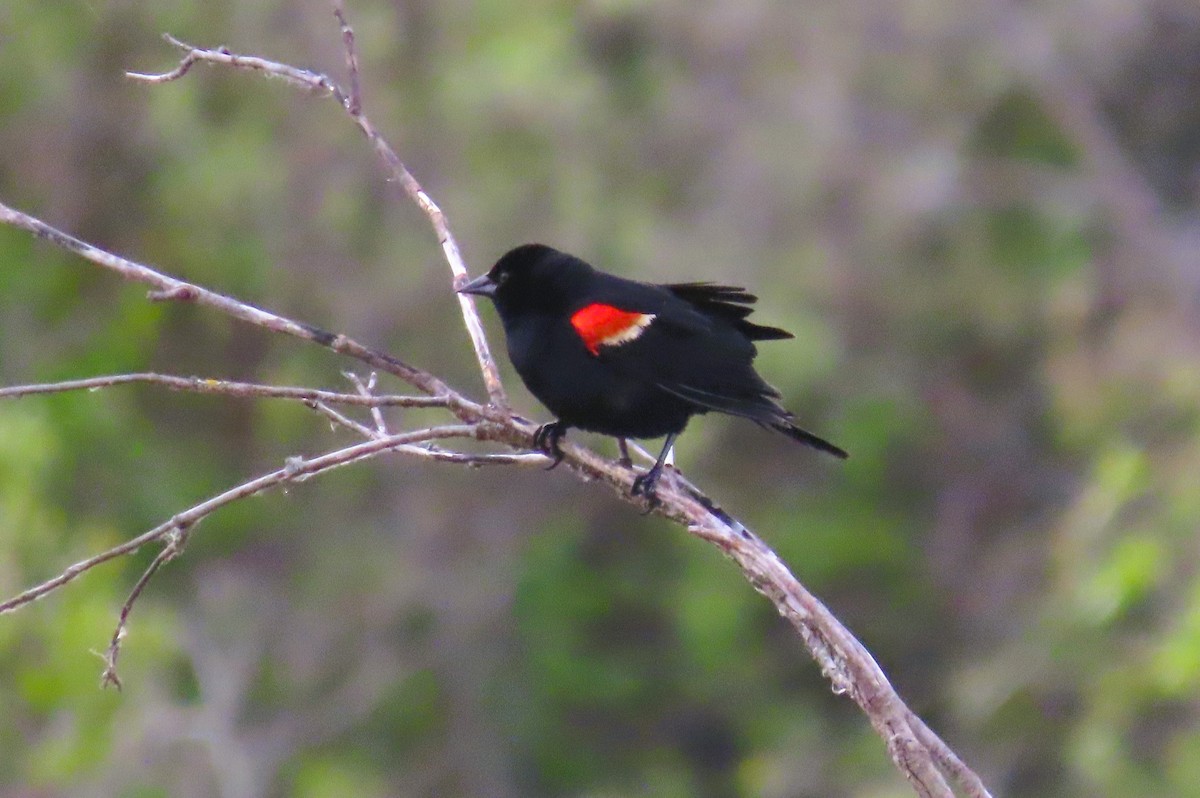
[458,244,846,498]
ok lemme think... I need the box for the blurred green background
[3,1,1200,796]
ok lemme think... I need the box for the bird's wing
[566,288,791,426]
[608,321,848,457]
[662,282,794,341]
[562,277,846,457]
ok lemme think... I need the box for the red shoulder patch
[570,303,656,355]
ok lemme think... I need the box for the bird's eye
[493,270,510,285]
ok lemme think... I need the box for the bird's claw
[630,466,664,511]
[533,422,567,470]
[633,480,662,516]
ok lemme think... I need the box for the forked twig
[346,372,389,433]
[98,521,192,690]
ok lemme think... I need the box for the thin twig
[308,399,551,468]
[98,521,192,690]
[0,426,475,618]
[309,399,378,439]
[401,448,548,467]
[333,4,362,115]
[124,41,199,83]
[0,372,449,407]
[346,372,388,433]
[129,34,341,97]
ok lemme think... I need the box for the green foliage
[291,754,389,798]
[971,87,1080,167]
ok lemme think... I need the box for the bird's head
[457,243,590,319]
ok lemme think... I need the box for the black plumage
[459,244,846,498]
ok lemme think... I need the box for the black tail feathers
[770,420,849,459]
[656,380,847,459]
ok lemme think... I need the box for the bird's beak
[457,274,498,298]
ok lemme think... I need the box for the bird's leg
[616,438,633,469]
[631,433,677,500]
[533,421,569,470]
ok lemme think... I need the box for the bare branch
[308,399,379,439]
[126,21,509,410]
[307,399,551,468]
[0,426,475,618]
[0,199,485,418]
[669,477,972,798]
[333,3,362,115]
[99,522,192,690]
[123,38,200,82]
[908,712,992,798]
[400,448,548,468]
[128,34,340,97]
[0,372,449,408]
[346,372,388,433]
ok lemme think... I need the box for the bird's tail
[770,419,849,459]
[654,381,848,459]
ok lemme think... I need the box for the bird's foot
[633,470,662,513]
[533,422,567,470]
[630,463,665,510]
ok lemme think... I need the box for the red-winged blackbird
[459,244,847,498]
